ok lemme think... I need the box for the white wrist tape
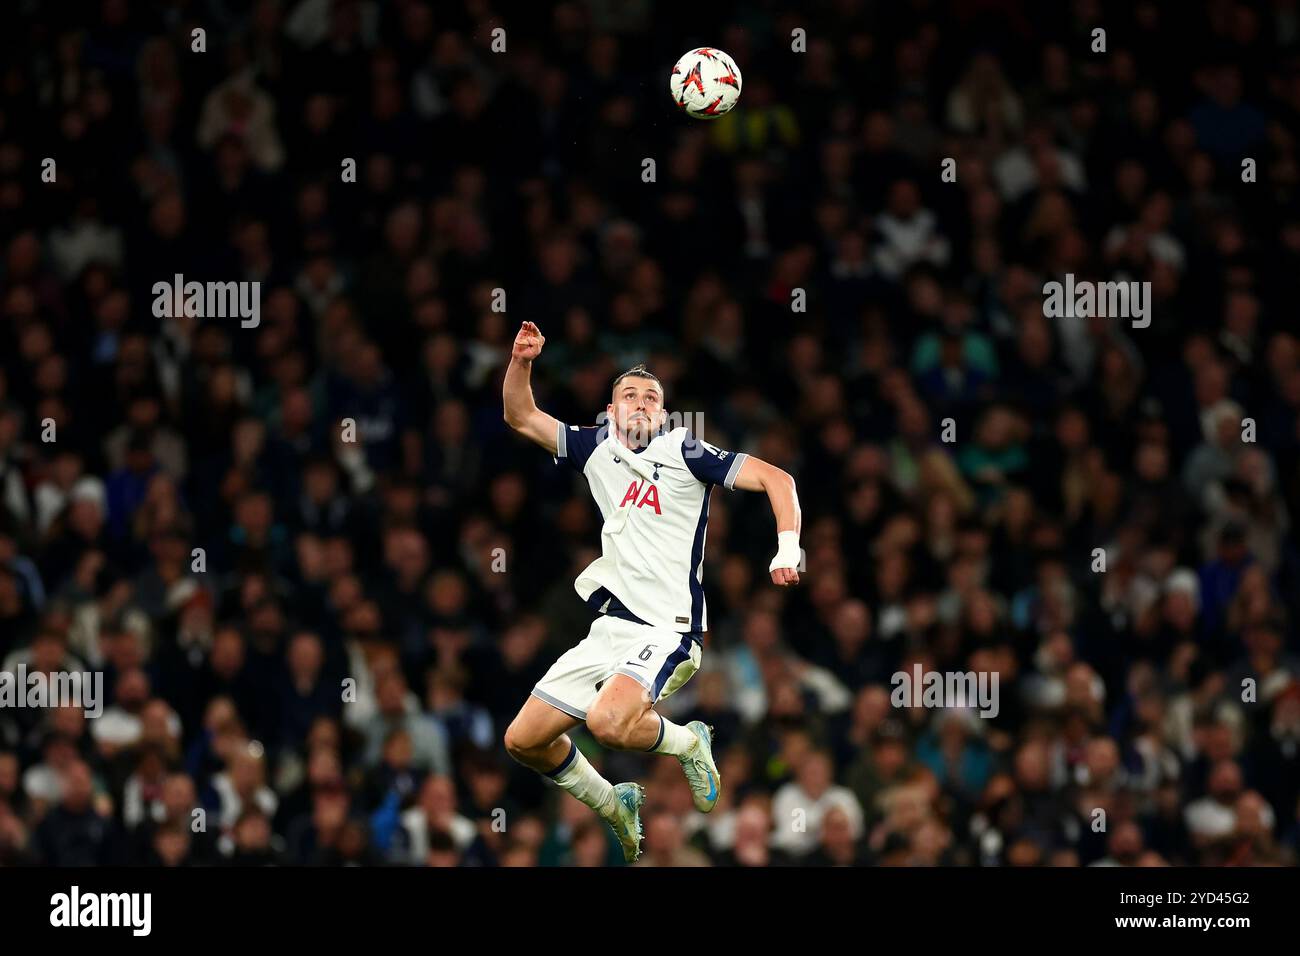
[769,531,802,572]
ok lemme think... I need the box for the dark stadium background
[0,0,1299,868]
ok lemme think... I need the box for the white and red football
[669,47,743,120]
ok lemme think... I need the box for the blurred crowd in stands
[2,0,1300,866]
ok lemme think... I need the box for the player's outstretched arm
[732,456,802,587]
[503,321,561,454]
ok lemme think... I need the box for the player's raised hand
[771,566,800,587]
[768,531,802,587]
[512,321,545,362]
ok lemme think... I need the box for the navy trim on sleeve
[682,433,746,488]
[722,452,748,490]
[554,424,602,472]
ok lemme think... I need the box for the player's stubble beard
[621,411,660,449]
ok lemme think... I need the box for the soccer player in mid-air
[501,320,802,861]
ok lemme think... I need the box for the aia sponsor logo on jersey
[619,480,662,514]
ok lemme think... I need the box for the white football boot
[677,721,721,813]
[603,782,646,862]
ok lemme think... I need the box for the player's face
[608,376,665,446]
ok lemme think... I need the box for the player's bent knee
[586,706,633,750]
[587,719,621,750]
[503,720,541,763]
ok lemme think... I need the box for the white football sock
[649,715,698,757]
[547,742,616,816]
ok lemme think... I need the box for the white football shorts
[531,615,703,720]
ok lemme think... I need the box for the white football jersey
[554,422,748,633]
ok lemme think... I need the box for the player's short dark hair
[611,363,663,399]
